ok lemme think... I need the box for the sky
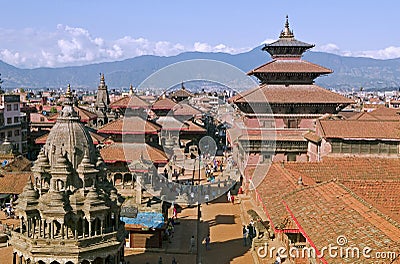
[0,0,400,69]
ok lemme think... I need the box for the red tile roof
[172,103,202,116]
[341,179,400,223]
[100,143,168,164]
[248,59,332,74]
[0,172,33,194]
[254,163,306,232]
[97,116,160,135]
[76,106,97,122]
[317,119,400,139]
[170,87,194,98]
[283,157,400,183]
[283,181,400,263]
[151,97,178,110]
[109,95,150,109]
[232,84,354,104]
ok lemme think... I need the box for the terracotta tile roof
[283,181,400,263]
[255,163,304,232]
[109,95,150,109]
[184,120,207,133]
[370,107,400,118]
[35,130,105,145]
[346,111,380,120]
[238,130,307,141]
[100,143,168,164]
[303,131,321,143]
[156,116,185,131]
[2,155,32,172]
[248,59,332,74]
[170,87,194,98]
[172,103,202,116]
[75,106,97,122]
[0,172,33,194]
[97,116,160,135]
[151,97,178,110]
[317,119,400,139]
[232,84,354,104]
[283,157,400,183]
[341,180,400,223]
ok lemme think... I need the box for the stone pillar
[89,220,92,237]
[20,218,23,234]
[100,219,104,235]
[42,220,46,238]
[61,223,65,239]
[136,174,142,205]
[27,219,30,237]
[82,220,86,237]
[74,222,78,239]
[50,221,54,239]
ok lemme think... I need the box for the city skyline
[1,1,400,68]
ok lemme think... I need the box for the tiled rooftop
[248,59,332,74]
[283,181,400,263]
[0,172,33,194]
[100,142,168,164]
[109,95,150,109]
[97,116,160,134]
[232,84,354,104]
[318,119,400,139]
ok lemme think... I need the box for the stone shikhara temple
[10,85,125,264]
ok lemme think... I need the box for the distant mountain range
[1,47,400,91]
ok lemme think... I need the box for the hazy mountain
[1,47,400,91]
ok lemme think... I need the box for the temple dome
[44,85,97,169]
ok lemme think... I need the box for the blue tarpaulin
[121,212,164,229]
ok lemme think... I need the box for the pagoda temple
[10,85,125,264]
[230,16,353,169]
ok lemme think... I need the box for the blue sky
[0,0,399,68]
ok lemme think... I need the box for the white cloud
[315,43,400,60]
[0,25,249,68]
[1,25,400,69]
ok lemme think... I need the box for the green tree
[50,107,58,113]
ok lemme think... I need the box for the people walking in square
[204,233,211,250]
[242,225,248,246]
[189,235,195,253]
[231,194,235,205]
[227,190,231,202]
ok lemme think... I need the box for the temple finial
[66,84,72,97]
[181,81,185,90]
[280,15,294,38]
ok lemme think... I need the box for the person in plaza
[231,194,235,205]
[242,225,248,246]
[247,222,254,244]
[173,205,178,219]
[204,233,211,250]
[158,256,163,264]
[189,235,196,253]
[227,190,232,202]
[164,167,168,178]
[171,257,177,264]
